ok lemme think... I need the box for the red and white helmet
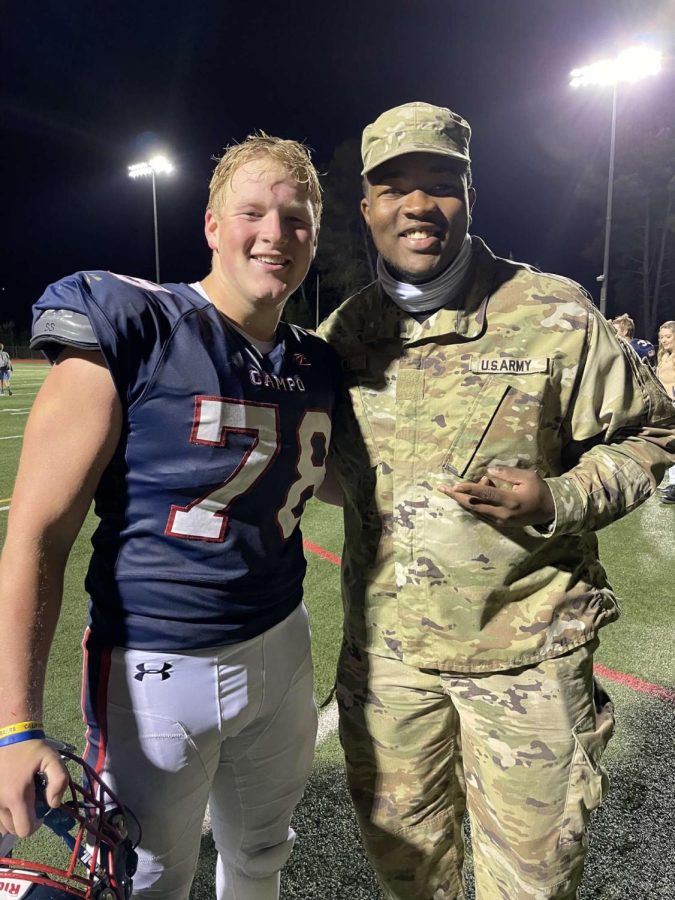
[0,741,138,899]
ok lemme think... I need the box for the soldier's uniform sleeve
[542,310,675,535]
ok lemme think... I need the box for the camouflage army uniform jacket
[319,237,675,673]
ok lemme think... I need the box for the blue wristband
[0,729,46,748]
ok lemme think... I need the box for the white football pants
[82,602,317,900]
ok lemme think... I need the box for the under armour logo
[293,353,311,367]
[134,662,173,682]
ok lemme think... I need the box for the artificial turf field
[1,361,674,899]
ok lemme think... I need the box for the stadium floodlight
[570,46,662,316]
[128,154,175,283]
[569,46,662,88]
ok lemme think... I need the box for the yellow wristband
[0,721,44,740]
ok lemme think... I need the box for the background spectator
[656,320,675,503]
[612,314,656,366]
[0,344,13,396]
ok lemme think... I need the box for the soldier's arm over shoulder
[543,309,675,535]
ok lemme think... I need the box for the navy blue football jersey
[32,272,340,650]
[630,337,656,366]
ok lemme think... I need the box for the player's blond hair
[207,133,322,223]
[612,313,635,338]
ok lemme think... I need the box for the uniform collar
[360,237,507,346]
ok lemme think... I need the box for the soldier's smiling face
[362,152,475,284]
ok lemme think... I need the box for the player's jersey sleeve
[31,272,181,407]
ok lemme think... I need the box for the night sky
[3,0,674,332]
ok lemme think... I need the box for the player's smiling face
[205,156,317,320]
[362,152,475,283]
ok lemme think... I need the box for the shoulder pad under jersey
[30,308,99,359]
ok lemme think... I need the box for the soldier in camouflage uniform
[318,102,675,899]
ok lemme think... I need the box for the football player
[0,134,339,900]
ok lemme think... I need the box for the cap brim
[361,143,470,175]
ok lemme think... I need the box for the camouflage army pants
[337,640,614,900]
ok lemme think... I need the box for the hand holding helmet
[0,734,69,839]
[0,740,138,899]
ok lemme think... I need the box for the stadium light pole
[128,154,175,284]
[570,45,662,316]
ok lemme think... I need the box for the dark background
[3,0,674,334]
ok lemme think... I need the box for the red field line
[303,538,675,705]
[594,663,675,704]
[303,538,342,567]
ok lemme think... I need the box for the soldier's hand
[0,740,68,838]
[440,466,555,528]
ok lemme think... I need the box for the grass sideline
[1,362,674,898]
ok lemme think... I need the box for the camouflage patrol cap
[361,101,471,175]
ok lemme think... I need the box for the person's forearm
[0,350,122,728]
[314,458,344,507]
[553,314,675,535]
[0,536,67,725]
[545,421,675,536]
[315,477,344,506]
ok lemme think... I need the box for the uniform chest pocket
[341,374,393,468]
[330,379,383,477]
[442,376,546,479]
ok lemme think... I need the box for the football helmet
[0,740,138,899]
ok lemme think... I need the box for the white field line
[202,702,338,834]
[0,434,22,440]
[0,506,10,512]
[316,699,339,743]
